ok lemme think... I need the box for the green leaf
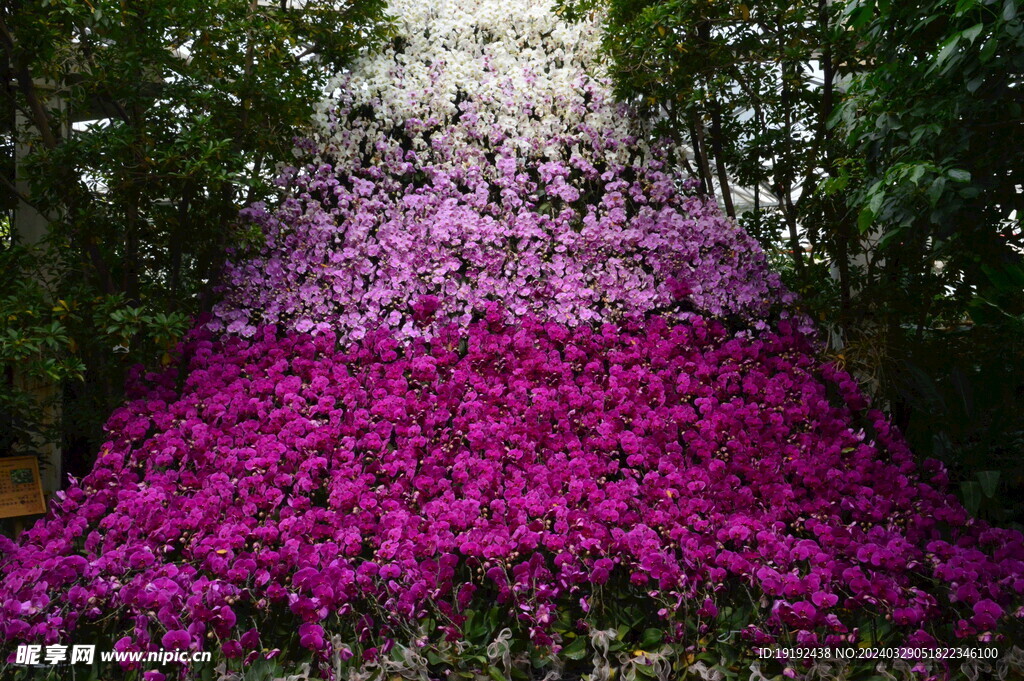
[634,661,657,678]
[485,606,500,632]
[946,168,971,183]
[1004,263,1024,287]
[845,4,873,30]
[960,481,982,515]
[954,0,979,16]
[1004,0,1017,21]
[977,471,1000,498]
[868,187,885,215]
[876,225,907,250]
[962,23,983,45]
[927,176,947,205]
[980,36,998,62]
[640,628,664,648]
[981,263,1024,290]
[933,34,961,71]
[562,635,588,661]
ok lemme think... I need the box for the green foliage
[574,0,1024,522]
[832,0,1024,525]
[0,0,391,471]
[891,264,1024,527]
[592,0,858,280]
[0,246,81,461]
[833,0,1024,335]
[4,576,1020,680]
[0,243,192,466]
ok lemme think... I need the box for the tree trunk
[709,102,735,218]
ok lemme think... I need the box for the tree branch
[0,16,59,149]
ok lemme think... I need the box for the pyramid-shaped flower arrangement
[2,0,1022,678]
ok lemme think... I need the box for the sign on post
[0,456,48,519]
